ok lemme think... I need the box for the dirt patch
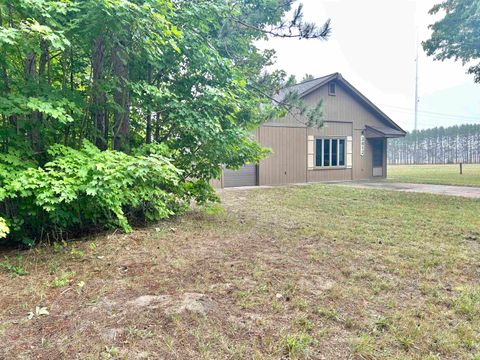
[125,293,214,316]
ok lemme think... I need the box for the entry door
[372,139,384,177]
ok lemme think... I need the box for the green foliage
[201,203,225,216]
[0,217,8,239]
[0,256,28,276]
[282,333,314,357]
[0,0,329,244]
[49,271,75,288]
[454,286,480,321]
[282,91,324,128]
[423,0,480,82]
[301,74,315,82]
[1,141,187,243]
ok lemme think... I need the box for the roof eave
[365,125,406,138]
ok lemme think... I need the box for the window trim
[328,82,336,96]
[314,137,347,169]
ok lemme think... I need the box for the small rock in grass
[165,293,214,316]
[464,232,479,241]
[103,328,123,342]
[209,282,233,293]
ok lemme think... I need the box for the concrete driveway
[334,181,480,199]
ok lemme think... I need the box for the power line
[382,104,480,121]
[388,110,480,124]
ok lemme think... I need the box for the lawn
[388,164,480,187]
[1,185,479,359]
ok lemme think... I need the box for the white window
[315,138,346,167]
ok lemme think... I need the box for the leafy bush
[0,256,28,276]
[0,217,9,239]
[0,141,197,245]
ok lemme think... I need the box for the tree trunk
[146,113,152,144]
[38,39,49,79]
[112,40,130,152]
[154,112,161,142]
[24,51,42,153]
[145,64,152,144]
[91,35,107,150]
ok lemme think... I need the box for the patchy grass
[389,164,480,187]
[1,184,480,359]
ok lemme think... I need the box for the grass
[388,164,480,187]
[1,184,480,359]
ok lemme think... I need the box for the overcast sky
[257,0,480,132]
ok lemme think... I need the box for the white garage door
[223,164,257,188]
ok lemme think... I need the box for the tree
[0,0,331,243]
[388,123,480,165]
[423,0,480,82]
[285,74,298,86]
[301,73,315,82]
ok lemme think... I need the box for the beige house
[219,73,406,188]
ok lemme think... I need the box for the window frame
[314,137,347,169]
[328,82,336,96]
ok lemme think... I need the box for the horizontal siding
[224,165,257,187]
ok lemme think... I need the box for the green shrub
[0,256,28,276]
[0,141,207,245]
[0,217,8,239]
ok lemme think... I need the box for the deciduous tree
[423,0,480,83]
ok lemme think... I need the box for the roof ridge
[282,72,338,90]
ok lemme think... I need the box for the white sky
[257,0,480,132]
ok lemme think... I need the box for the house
[218,72,406,188]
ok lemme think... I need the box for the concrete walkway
[334,181,480,199]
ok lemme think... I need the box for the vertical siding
[259,126,307,185]
[303,82,390,181]
[256,80,396,183]
[352,130,367,179]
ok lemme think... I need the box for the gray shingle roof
[273,74,335,103]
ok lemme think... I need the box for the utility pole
[414,43,419,133]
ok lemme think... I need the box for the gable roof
[273,74,334,103]
[274,72,406,134]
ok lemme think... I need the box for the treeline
[388,124,480,164]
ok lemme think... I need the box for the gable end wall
[260,82,388,182]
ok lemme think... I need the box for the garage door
[223,164,257,188]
